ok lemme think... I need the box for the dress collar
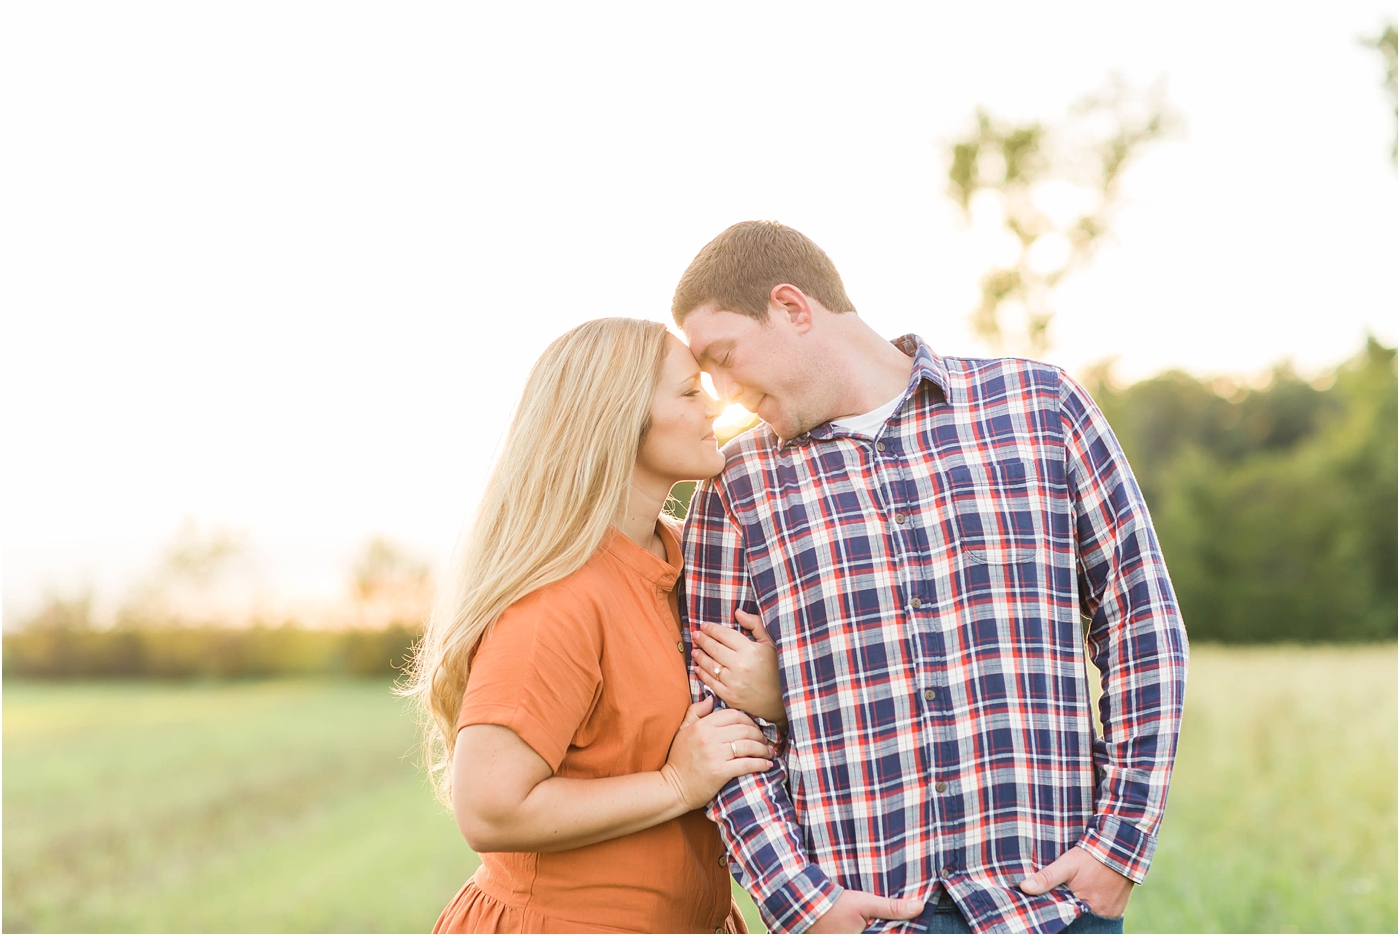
[601,519,682,592]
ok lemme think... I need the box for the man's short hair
[671,220,857,325]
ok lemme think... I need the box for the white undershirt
[829,390,904,438]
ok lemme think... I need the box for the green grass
[2,680,477,933]
[1123,644,1397,933]
[3,645,1395,933]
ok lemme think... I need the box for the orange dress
[434,522,748,935]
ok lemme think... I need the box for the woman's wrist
[657,764,697,814]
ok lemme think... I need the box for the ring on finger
[714,664,725,679]
[729,741,738,758]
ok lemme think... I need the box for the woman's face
[635,336,725,487]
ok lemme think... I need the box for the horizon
[3,1,1396,623]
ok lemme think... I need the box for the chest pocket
[947,459,1039,564]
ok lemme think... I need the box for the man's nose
[713,374,743,403]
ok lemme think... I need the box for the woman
[403,318,785,934]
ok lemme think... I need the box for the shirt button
[718,854,728,868]
[941,865,956,878]
[677,640,684,653]
[894,512,907,524]
[876,441,886,452]
[935,781,948,793]
[910,597,923,609]
[923,689,935,701]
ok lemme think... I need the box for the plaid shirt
[679,336,1188,934]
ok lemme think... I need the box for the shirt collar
[783,334,950,448]
[601,519,682,592]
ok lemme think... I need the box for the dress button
[894,513,907,524]
[935,781,948,793]
[910,597,923,609]
[677,640,684,653]
[923,689,935,702]
[876,441,886,452]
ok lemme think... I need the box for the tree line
[1092,337,1396,642]
[4,336,1393,679]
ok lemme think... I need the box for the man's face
[682,302,816,440]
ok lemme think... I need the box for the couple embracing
[406,222,1189,935]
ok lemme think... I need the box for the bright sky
[3,1,1396,622]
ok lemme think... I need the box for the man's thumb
[1018,857,1069,896]
[878,897,925,920]
[682,695,714,726]
[735,608,775,645]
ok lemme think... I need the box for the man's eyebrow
[695,340,734,366]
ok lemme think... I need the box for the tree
[1088,338,1397,642]
[945,76,1179,354]
[1363,21,1397,165]
[350,537,432,629]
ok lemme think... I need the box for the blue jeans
[905,892,1125,934]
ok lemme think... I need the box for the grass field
[3,644,1395,933]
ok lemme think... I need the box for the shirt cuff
[1077,812,1156,884]
[760,864,843,933]
[756,716,789,756]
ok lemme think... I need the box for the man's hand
[1019,847,1134,918]
[806,890,924,934]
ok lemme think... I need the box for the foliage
[1088,337,1397,642]
[946,76,1179,353]
[352,536,431,604]
[1365,20,1398,164]
[2,618,420,679]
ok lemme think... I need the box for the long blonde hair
[401,317,671,803]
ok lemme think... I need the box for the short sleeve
[457,582,603,772]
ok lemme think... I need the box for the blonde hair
[401,317,671,804]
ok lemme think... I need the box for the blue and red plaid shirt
[679,335,1188,934]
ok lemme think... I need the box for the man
[674,221,1188,934]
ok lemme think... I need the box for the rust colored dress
[434,521,748,935]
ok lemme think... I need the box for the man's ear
[769,284,814,335]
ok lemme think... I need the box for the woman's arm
[691,609,787,730]
[453,697,771,854]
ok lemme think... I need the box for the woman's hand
[660,696,773,810]
[691,610,787,729]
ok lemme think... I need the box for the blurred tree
[161,519,244,585]
[117,519,251,627]
[1364,21,1398,164]
[946,76,1179,353]
[352,537,429,603]
[351,537,432,629]
[1088,338,1397,642]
